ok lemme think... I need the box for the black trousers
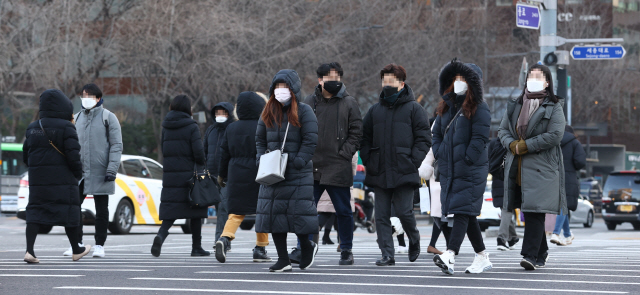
[157,218,203,247]
[78,181,109,246]
[521,212,548,261]
[447,214,486,254]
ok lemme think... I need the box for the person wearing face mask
[215,92,271,264]
[431,58,492,275]
[255,69,319,272]
[204,101,236,247]
[292,62,362,266]
[64,84,122,258]
[498,64,566,270]
[360,64,431,266]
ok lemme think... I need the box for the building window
[496,0,512,6]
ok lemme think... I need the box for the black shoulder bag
[432,108,463,182]
[188,164,221,208]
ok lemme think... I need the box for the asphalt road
[1,213,639,295]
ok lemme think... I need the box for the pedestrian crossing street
[1,229,640,295]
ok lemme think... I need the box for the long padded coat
[75,105,123,195]
[204,102,235,178]
[255,69,319,235]
[498,96,567,215]
[303,84,362,188]
[159,110,208,220]
[561,131,586,211]
[432,61,491,217]
[23,89,83,226]
[219,92,266,215]
[360,84,431,189]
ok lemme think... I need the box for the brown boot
[427,245,443,255]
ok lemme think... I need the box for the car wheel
[633,222,640,231]
[108,199,133,235]
[181,219,192,234]
[583,211,594,228]
[605,221,617,231]
[38,225,53,234]
[239,220,255,230]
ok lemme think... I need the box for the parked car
[569,194,595,228]
[580,178,603,212]
[17,155,194,234]
[478,180,501,231]
[601,171,640,231]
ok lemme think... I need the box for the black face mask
[322,81,343,95]
[382,86,399,97]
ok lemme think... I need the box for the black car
[601,171,640,231]
[580,178,603,213]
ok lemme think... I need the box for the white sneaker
[549,234,567,246]
[92,245,105,258]
[395,246,408,254]
[433,250,455,275]
[465,253,493,274]
[564,234,574,245]
[63,243,84,256]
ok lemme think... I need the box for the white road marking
[55,287,385,295]
[128,278,628,294]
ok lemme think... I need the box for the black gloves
[105,173,116,182]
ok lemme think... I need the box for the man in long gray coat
[63,83,123,258]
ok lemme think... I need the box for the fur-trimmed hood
[438,58,483,103]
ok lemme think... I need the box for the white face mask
[274,88,291,104]
[215,116,228,123]
[453,81,467,95]
[81,97,98,109]
[527,80,545,92]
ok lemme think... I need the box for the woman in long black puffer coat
[151,95,209,257]
[431,59,492,275]
[255,69,319,272]
[214,91,271,264]
[22,89,91,263]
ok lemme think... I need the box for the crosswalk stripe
[55,287,387,295]
[128,277,628,294]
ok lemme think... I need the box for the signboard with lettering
[570,45,626,60]
[516,3,541,30]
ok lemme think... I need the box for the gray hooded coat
[498,96,567,214]
[75,105,123,195]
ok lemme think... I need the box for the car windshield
[580,183,591,195]
[603,174,640,200]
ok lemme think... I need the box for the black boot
[299,241,319,270]
[151,235,163,257]
[215,237,230,262]
[253,246,272,262]
[322,236,335,245]
[191,236,210,257]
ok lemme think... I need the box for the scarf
[516,89,547,139]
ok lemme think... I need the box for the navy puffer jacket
[255,70,319,235]
[204,102,236,178]
[432,60,491,216]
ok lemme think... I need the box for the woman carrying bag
[431,59,492,275]
[22,89,91,263]
[151,95,210,257]
[255,69,319,272]
[498,64,566,270]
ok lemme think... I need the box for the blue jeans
[313,183,353,250]
[553,210,571,237]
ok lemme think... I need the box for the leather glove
[217,176,226,188]
[104,173,116,182]
[515,140,528,155]
[509,141,518,155]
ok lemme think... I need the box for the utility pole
[539,0,558,94]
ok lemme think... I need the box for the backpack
[74,108,112,143]
[488,139,507,181]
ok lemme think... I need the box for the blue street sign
[516,4,541,30]
[570,45,626,60]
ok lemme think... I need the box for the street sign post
[516,3,541,30]
[570,45,626,60]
